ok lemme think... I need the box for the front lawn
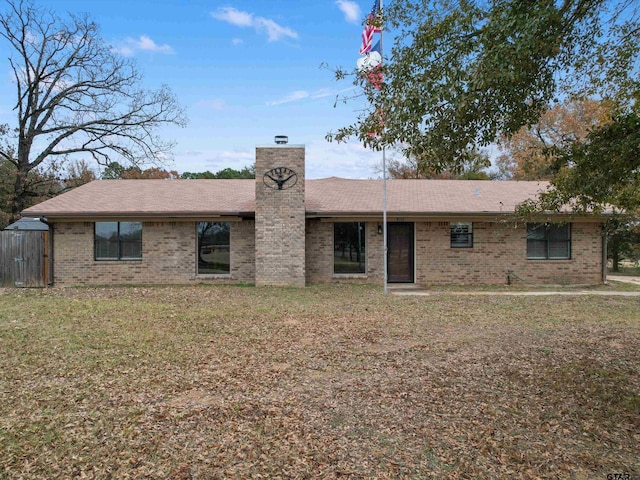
[0,285,638,479]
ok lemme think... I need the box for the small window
[334,222,366,274]
[197,222,230,274]
[526,223,571,260]
[95,222,142,260]
[451,222,473,248]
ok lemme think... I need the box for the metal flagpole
[380,0,388,295]
[383,149,388,294]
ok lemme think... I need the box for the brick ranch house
[22,144,606,287]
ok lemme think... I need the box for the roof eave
[306,211,606,221]
[24,209,607,222]
[25,211,256,221]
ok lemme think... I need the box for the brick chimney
[254,143,305,286]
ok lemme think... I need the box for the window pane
[548,224,570,242]
[548,240,570,259]
[334,222,366,274]
[527,239,548,259]
[548,224,570,259]
[119,222,142,259]
[451,222,473,248]
[95,222,118,259]
[526,224,546,240]
[198,222,230,274]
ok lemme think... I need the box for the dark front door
[387,223,414,283]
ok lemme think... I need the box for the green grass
[399,279,640,292]
[609,266,640,276]
[0,285,638,479]
[608,260,640,276]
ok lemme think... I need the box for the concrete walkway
[607,275,640,285]
[389,280,640,297]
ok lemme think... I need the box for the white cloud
[136,35,174,54]
[336,0,361,23]
[173,141,377,179]
[265,90,309,106]
[112,35,174,57]
[311,86,356,100]
[211,7,298,42]
[266,87,356,107]
[211,7,254,27]
[231,38,243,45]
[305,139,378,179]
[310,88,334,99]
[255,18,298,42]
[113,45,135,57]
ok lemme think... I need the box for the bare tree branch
[0,0,187,220]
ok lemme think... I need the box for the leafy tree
[123,167,180,179]
[100,162,128,180]
[497,98,613,180]
[515,109,640,272]
[101,162,180,179]
[328,0,639,179]
[607,217,640,272]
[0,155,96,228]
[0,0,186,222]
[213,166,255,179]
[0,156,14,228]
[500,98,637,271]
[101,164,255,181]
[520,111,640,215]
[384,149,492,179]
[64,160,96,189]
[181,171,216,179]
[102,165,255,180]
[181,165,255,179]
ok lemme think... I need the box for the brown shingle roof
[23,178,550,218]
[23,180,256,217]
[306,177,548,215]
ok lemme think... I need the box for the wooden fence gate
[0,230,49,287]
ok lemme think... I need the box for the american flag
[359,0,382,55]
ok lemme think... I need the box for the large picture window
[197,222,230,274]
[526,223,571,260]
[334,222,366,274]
[451,222,473,248]
[95,222,142,260]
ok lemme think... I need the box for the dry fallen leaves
[0,285,638,479]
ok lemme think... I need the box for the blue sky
[0,0,387,178]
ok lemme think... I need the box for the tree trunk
[609,236,620,273]
[10,170,25,224]
[11,139,32,223]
